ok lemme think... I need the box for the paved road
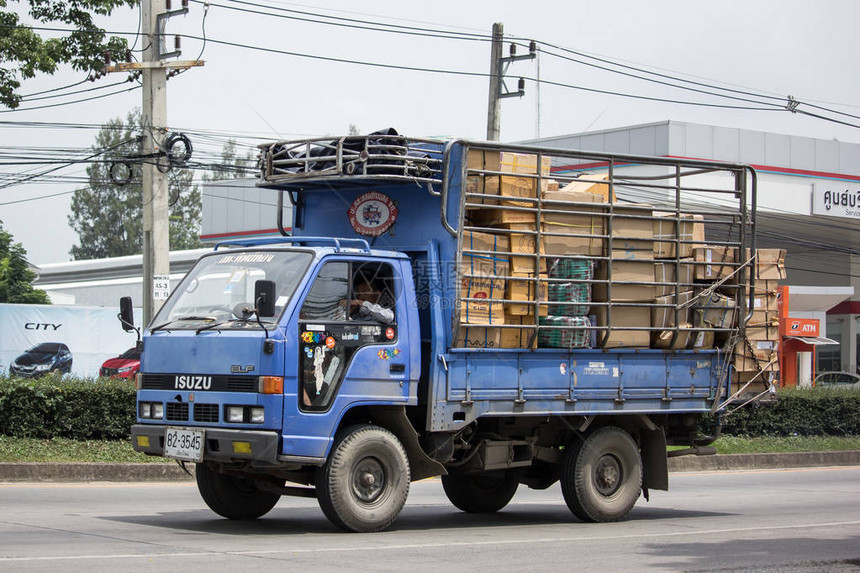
[1,467,859,572]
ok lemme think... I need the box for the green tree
[0,0,137,109]
[68,109,201,259]
[202,139,255,182]
[0,220,50,304]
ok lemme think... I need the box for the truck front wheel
[195,463,280,520]
[561,426,642,522]
[315,424,410,533]
[442,471,519,513]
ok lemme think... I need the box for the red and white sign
[348,192,398,237]
[780,317,820,337]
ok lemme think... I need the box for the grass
[712,435,860,454]
[0,436,164,463]
[0,434,858,463]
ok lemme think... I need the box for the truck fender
[369,406,447,481]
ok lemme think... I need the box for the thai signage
[812,184,860,219]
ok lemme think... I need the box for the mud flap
[640,427,669,492]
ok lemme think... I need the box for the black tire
[315,425,410,533]
[442,472,519,513]
[195,463,280,520]
[561,426,642,523]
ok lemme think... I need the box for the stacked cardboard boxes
[729,249,785,396]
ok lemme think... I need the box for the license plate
[164,427,204,462]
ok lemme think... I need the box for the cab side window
[299,262,349,321]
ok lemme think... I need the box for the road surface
[1,467,859,572]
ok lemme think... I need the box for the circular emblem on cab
[348,192,398,237]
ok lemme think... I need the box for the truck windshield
[152,250,312,330]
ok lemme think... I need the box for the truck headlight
[151,403,163,419]
[226,406,245,423]
[249,407,265,424]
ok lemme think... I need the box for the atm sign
[781,317,819,337]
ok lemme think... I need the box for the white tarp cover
[0,304,142,378]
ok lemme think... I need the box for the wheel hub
[593,454,622,496]
[352,457,385,503]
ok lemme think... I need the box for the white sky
[1,0,858,265]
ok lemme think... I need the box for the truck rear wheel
[561,426,642,523]
[195,463,280,520]
[315,424,410,533]
[442,472,519,513]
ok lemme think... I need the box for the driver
[350,279,394,324]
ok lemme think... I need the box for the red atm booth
[777,286,840,388]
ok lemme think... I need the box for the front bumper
[131,424,280,465]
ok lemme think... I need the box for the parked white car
[813,371,860,389]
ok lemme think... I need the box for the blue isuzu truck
[129,132,757,532]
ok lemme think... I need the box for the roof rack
[213,236,371,253]
[257,134,445,188]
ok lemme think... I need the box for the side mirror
[119,297,136,332]
[254,280,277,318]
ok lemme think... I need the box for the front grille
[166,402,189,421]
[139,374,258,392]
[226,377,257,392]
[193,403,219,423]
[101,367,118,377]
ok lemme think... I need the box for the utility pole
[140,0,169,328]
[486,22,537,142]
[486,23,504,141]
[107,0,203,326]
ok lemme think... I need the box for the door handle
[389,363,405,374]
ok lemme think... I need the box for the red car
[100,347,140,379]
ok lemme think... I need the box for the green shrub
[720,387,860,437]
[0,374,136,440]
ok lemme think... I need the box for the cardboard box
[506,272,548,316]
[497,152,552,207]
[744,325,780,341]
[694,291,737,329]
[693,246,738,281]
[652,291,694,329]
[608,204,653,260]
[465,150,502,205]
[652,325,693,349]
[500,224,546,273]
[460,231,509,325]
[501,152,551,176]
[542,190,606,256]
[732,339,779,370]
[653,212,705,259]
[593,305,650,348]
[593,260,656,302]
[732,369,778,385]
[748,310,779,329]
[654,261,695,296]
[454,326,502,348]
[468,149,502,172]
[500,315,538,348]
[558,173,614,202]
[734,248,787,281]
[688,330,715,350]
[468,203,540,226]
